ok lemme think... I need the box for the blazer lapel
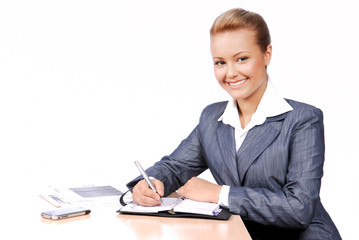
[216,122,240,185]
[237,114,286,183]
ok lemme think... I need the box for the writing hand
[132,179,164,206]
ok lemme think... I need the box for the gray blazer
[127,99,341,239]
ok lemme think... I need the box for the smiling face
[211,29,272,105]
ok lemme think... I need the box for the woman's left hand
[177,177,222,203]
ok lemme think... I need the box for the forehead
[210,29,259,55]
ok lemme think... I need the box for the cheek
[214,68,225,83]
[244,61,265,77]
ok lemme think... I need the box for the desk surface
[3,190,252,240]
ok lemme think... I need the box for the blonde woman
[128,8,341,239]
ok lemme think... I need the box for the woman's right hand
[132,179,164,206]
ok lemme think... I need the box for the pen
[134,161,162,202]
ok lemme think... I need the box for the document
[120,197,221,216]
[40,184,123,210]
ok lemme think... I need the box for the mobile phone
[41,207,91,220]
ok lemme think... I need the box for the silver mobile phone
[41,207,91,220]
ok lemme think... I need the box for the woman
[127,8,341,239]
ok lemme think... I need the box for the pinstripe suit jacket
[127,99,341,239]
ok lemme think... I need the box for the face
[210,29,272,104]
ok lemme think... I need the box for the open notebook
[119,197,222,216]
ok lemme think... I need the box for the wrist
[212,184,222,203]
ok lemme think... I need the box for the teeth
[229,79,246,86]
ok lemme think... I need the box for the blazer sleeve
[228,107,325,229]
[126,125,208,196]
[126,102,227,195]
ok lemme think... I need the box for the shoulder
[285,99,323,117]
[195,101,228,129]
[200,101,228,120]
[284,99,324,127]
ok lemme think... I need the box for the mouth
[227,78,248,87]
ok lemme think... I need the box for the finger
[138,195,161,206]
[152,179,164,197]
[143,187,161,201]
[177,186,186,197]
[141,181,161,199]
[133,180,161,206]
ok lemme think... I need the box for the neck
[236,79,268,128]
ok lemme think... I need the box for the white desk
[2,188,252,240]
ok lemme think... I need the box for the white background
[0,0,358,238]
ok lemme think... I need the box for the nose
[226,62,238,78]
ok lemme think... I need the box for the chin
[226,90,246,101]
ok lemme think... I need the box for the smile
[227,78,247,87]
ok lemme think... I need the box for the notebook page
[120,197,181,213]
[173,199,220,216]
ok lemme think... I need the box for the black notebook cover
[117,207,232,220]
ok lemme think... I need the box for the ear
[264,45,272,66]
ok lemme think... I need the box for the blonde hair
[210,8,271,53]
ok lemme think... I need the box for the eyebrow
[213,51,251,60]
[233,51,250,57]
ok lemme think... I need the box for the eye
[214,60,226,66]
[237,57,248,62]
